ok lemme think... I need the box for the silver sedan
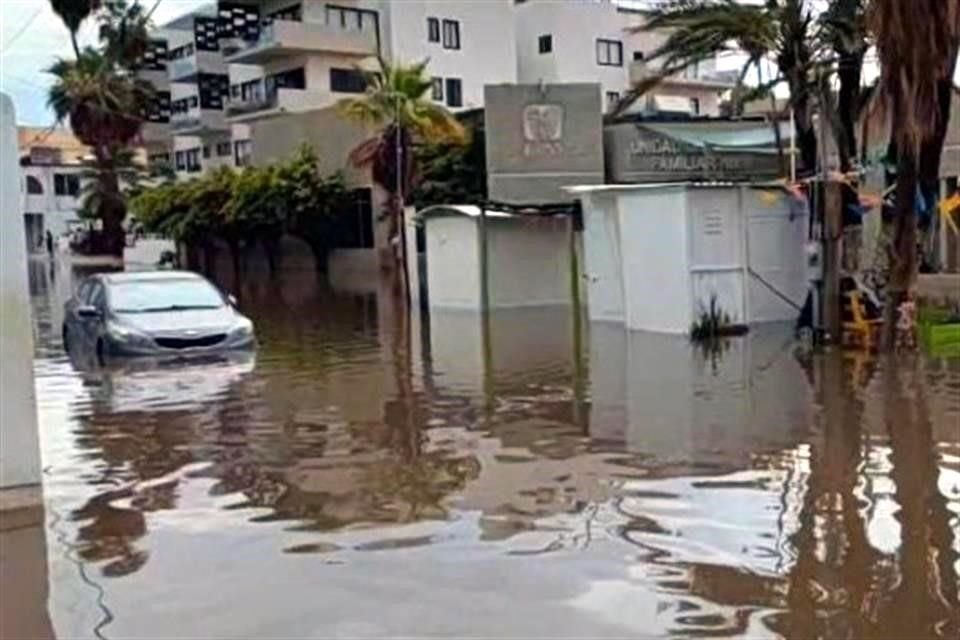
[62,270,255,360]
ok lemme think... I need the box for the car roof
[98,270,205,285]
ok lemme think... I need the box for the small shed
[568,183,808,334]
[418,205,575,311]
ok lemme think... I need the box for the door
[581,197,625,323]
[746,192,808,323]
[23,213,43,254]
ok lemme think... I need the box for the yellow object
[939,192,960,235]
[842,290,883,350]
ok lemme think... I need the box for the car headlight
[229,317,254,338]
[106,322,152,344]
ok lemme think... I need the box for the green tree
[411,110,486,208]
[337,57,466,294]
[277,146,350,272]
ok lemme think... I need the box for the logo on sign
[522,104,563,157]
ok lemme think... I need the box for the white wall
[516,0,631,99]
[425,216,482,310]
[19,164,85,238]
[486,216,572,308]
[387,0,517,111]
[618,188,692,333]
[687,187,745,324]
[516,0,727,114]
[581,193,625,323]
[1,94,41,489]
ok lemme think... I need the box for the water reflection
[30,262,959,639]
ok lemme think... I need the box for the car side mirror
[227,294,238,307]
[77,305,101,319]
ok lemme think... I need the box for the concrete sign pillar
[0,93,41,490]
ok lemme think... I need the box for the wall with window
[18,165,85,238]
[516,0,636,99]
[386,0,516,111]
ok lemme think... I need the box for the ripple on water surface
[30,260,960,639]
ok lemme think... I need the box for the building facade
[514,0,736,116]
[18,128,90,251]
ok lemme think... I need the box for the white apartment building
[514,0,735,115]
[223,0,517,123]
[19,149,87,250]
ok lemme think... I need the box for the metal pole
[396,91,411,304]
[789,108,797,183]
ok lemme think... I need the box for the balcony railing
[225,18,377,63]
[630,61,738,88]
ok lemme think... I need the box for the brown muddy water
[28,259,960,639]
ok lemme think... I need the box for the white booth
[568,183,808,334]
[418,205,575,311]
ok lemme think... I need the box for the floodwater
[28,258,960,639]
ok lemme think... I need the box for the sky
[0,0,209,126]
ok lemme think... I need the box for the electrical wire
[0,6,44,56]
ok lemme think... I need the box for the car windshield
[109,279,225,313]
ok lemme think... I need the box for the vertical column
[0,93,41,492]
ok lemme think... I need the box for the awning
[639,121,795,152]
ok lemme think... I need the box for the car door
[80,281,107,345]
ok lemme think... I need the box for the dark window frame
[445,77,462,108]
[54,173,80,197]
[216,141,232,157]
[596,38,623,67]
[606,91,620,110]
[442,19,460,50]
[185,148,202,173]
[427,17,440,42]
[330,67,367,93]
[25,175,43,194]
[431,77,443,101]
[234,139,252,167]
[538,34,552,54]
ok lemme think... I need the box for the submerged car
[63,270,255,359]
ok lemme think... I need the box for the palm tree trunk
[786,68,818,174]
[882,148,919,349]
[70,31,81,59]
[94,146,126,257]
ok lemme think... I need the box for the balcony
[168,50,227,83]
[227,86,337,122]
[171,109,228,135]
[139,121,171,143]
[225,19,377,64]
[629,61,738,90]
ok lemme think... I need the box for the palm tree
[870,0,960,346]
[337,57,466,296]
[47,0,155,256]
[50,0,101,58]
[48,49,152,255]
[624,0,819,174]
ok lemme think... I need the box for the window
[234,140,252,167]
[427,17,440,42]
[216,141,232,157]
[606,91,620,110]
[596,39,623,66]
[89,283,106,311]
[174,150,186,171]
[431,77,443,101]
[538,34,552,54]
[633,50,645,61]
[203,145,211,159]
[25,175,43,194]
[690,97,701,115]
[445,78,462,108]
[326,5,378,33]
[149,152,170,167]
[330,68,367,93]
[185,148,201,173]
[265,3,302,23]
[54,173,80,197]
[442,19,460,50]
